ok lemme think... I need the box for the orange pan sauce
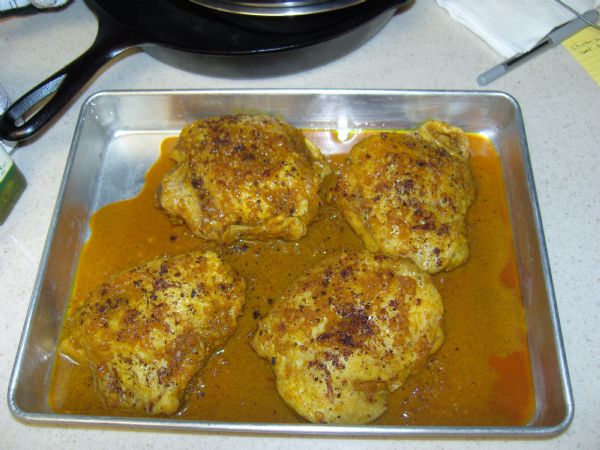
[49,130,534,426]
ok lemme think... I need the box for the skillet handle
[0,19,139,142]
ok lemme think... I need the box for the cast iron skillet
[0,0,409,142]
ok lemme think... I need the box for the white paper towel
[0,0,69,12]
[436,0,600,58]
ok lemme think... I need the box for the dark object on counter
[0,0,409,142]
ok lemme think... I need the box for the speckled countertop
[1,1,599,448]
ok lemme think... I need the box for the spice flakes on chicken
[59,251,245,415]
[331,121,476,274]
[252,251,444,424]
[159,114,331,243]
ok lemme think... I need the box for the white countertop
[1,1,599,448]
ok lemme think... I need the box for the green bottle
[0,148,26,225]
[1,84,26,225]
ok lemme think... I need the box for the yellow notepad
[563,27,600,86]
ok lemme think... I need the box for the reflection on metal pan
[189,0,366,16]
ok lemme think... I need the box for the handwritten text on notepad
[563,28,600,86]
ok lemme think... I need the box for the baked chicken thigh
[331,121,476,274]
[252,251,444,424]
[159,114,331,242]
[59,251,245,415]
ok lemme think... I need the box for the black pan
[0,0,408,142]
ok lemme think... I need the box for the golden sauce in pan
[49,131,534,426]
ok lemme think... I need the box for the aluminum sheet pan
[8,89,573,436]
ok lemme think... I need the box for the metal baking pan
[8,89,573,436]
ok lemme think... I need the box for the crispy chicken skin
[59,251,245,415]
[330,121,476,274]
[159,114,331,242]
[252,251,444,424]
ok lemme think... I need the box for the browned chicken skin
[59,251,245,415]
[252,251,444,424]
[159,114,331,242]
[331,121,476,274]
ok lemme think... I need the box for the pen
[477,9,600,86]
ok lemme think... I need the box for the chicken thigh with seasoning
[252,251,444,424]
[159,114,331,242]
[331,121,476,274]
[59,251,245,415]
